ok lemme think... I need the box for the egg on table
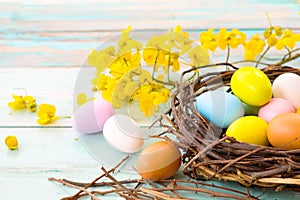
[195,90,244,128]
[136,141,181,181]
[72,98,113,134]
[103,114,144,153]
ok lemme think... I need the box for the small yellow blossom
[142,48,180,74]
[267,33,278,47]
[200,28,218,52]
[217,28,246,50]
[8,95,37,112]
[143,48,167,66]
[87,47,115,73]
[263,26,282,39]
[5,135,18,150]
[36,104,59,125]
[276,29,300,50]
[132,83,170,116]
[173,25,193,54]
[118,26,143,54]
[188,45,210,67]
[76,93,88,106]
[244,34,266,60]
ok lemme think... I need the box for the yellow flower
[118,26,143,54]
[188,45,210,67]
[132,83,170,116]
[5,135,18,150]
[143,48,180,74]
[200,28,218,52]
[138,93,158,116]
[217,28,246,50]
[87,47,115,73]
[145,32,172,50]
[173,25,189,38]
[108,52,141,79]
[8,95,36,112]
[267,33,278,47]
[276,29,300,50]
[244,34,266,60]
[142,48,167,67]
[77,93,88,106]
[263,26,282,39]
[27,101,37,112]
[173,25,193,54]
[36,104,59,125]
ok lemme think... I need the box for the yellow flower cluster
[200,26,300,61]
[200,28,246,52]
[86,25,299,117]
[87,26,209,116]
[36,104,59,125]
[8,94,60,125]
[8,95,37,112]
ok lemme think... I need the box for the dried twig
[156,64,300,190]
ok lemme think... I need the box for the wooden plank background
[0,0,300,199]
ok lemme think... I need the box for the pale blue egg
[195,90,244,128]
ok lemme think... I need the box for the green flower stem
[225,44,230,64]
[232,59,270,66]
[282,47,300,61]
[59,116,71,119]
[255,46,270,68]
[275,53,300,66]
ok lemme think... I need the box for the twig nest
[158,64,300,190]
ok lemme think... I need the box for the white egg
[72,99,113,134]
[272,73,300,109]
[103,114,144,153]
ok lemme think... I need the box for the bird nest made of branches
[157,63,300,192]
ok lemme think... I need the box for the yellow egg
[231,66,272,106]
[267,113,300,150]
[226,116,269,146]
[297,107,300,114]
[136,141,181,181]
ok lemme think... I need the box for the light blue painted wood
[0,1,300,199]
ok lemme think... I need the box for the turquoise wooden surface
[0,0,300,199]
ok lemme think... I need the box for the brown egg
[136,141,181,181]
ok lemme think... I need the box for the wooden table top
[0,0,300,199]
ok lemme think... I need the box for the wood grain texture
[0,1,300,199]
[0,0,299,68]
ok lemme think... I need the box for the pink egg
[72,98,113,134]
[258,98,295,122]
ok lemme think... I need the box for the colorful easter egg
[226,116,269,146]
[267,113,300,150]
[258,98,295,122]
[136,141,181,181]
[272,73,300,109]
[231,66,272,106]
[195,90,244,128]
[103,114,144,153]
[72,98,113,134]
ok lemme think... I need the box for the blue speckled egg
[195,90,244,128]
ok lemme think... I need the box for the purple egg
[72,98,113,134]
